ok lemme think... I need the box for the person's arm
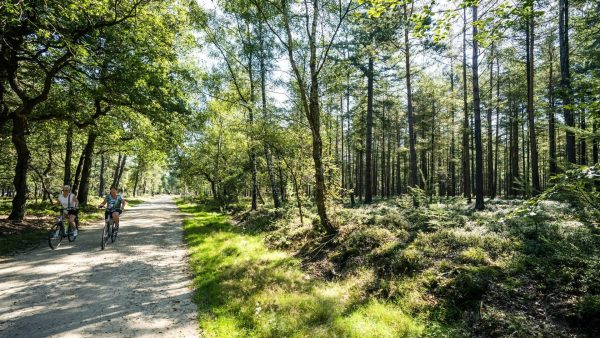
[121,197,127,212]
[72,194,79,209]
[98,197,107,208]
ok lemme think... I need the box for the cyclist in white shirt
[57,185,79,234]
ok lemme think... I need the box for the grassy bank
[178,201,451,337]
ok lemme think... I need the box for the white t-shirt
[58,193,77,210]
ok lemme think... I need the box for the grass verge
[178,201,434,337]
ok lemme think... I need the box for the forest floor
[0,196,198,337]
[179,196,600,337]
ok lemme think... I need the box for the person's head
[62,185,70,195]
[110,186,118,196]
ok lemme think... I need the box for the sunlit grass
[177,201,427,337]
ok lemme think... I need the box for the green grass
[178,201,428,337]
[125,198,145,207]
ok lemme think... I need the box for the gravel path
[0,196,199,338]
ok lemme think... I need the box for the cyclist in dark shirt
[98,186,127,229]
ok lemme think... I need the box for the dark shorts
[67,209,78,216]
[105,209,122,219]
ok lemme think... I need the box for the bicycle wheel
[67,223,77,242]
[48,223,63,250]
[110,223,118,243]
[101,222,109,250]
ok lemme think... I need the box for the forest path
[0,196,198,338]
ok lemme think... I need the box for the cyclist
[98,186,127,231]
[57,185,79,235]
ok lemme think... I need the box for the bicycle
[99,207,119,250]
[48,208,79,250]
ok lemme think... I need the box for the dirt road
[0,196,199,338]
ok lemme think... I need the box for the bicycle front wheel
[101,223,109,250]
[48,223,62,250]
[67,224,76,242]
[110,223,118,243]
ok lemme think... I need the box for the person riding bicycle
[57,185,79,235]
[98,186,127,231]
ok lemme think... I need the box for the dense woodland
[1,0,600,336]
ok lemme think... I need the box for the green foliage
[511,165,600,223]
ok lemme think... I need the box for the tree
[472,4,484,210]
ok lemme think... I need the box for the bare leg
[113,211,120,226]
[68,214,76,229]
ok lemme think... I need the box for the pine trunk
[526,8,541,195]
[472,5,485,210]
[404,5,418,187]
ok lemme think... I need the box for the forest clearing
[1,0,599,337]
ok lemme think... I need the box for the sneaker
[67,229,75,236]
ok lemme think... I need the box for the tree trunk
[8,113,30,222]
[112,154,122,188]
[450,58,457,196]
[579,112,587,165]
[132,168,140,197]
[364,55,374,203]
[462,8,472,202]
[430,101,436,195]
[72,149,85,195]
[487,47,494,197]
[404,5,418,187]
[259,23,281,209]
[115,155,127,188]
[396,109,402,195]
[249,62,258,211]
[78,132,98,206]
[548,38,558,175]
[472,5,485,210]
[64,125,73,185]
[98,154,105,196]
[381,104,386,197]
[559,0,575,163]
[526,7,541,195]
[346,71,355,205]
[493,53,501,198]
[593,121,598,164]
[42,139,53,202]
[510,102,520,197]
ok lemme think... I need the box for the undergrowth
[191,191,600,337]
